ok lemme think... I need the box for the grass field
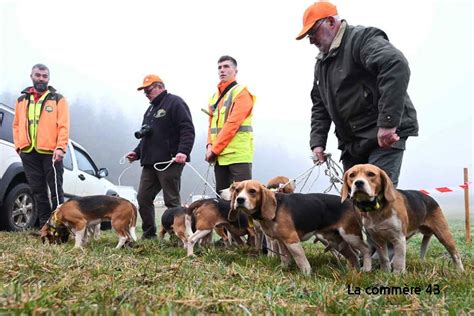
[0,218,472,314]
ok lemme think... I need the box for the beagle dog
[341,164,464,273]
[160,206,192,248]
[40,195,138,249]
[266,176,295,194]
[185,198,256,256]
[229,180,371,275]
[261,176,296,256]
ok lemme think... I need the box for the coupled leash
[323,153,344,193]
[309,153,344,194]
[281,164,318,193]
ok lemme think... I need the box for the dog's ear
[228,183,239,222]
[341,170,351,202]
[39,224,49,243]
[228,207,239,222]
[229,182,237,210]
[380,168,396,203]
[261,185,277,221]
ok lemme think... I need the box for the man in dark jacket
[127,74,195,239]
[296,2,418,186]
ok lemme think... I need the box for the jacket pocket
[348,111,378,134]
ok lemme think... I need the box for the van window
[74,146,98,176]
[63,147,73,170]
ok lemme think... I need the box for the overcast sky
[1,0,472,194]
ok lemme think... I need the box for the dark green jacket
[310,21,418,158]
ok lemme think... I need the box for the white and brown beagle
[40,195,138,249]
[229,180,371,275]
[341,164,464,273]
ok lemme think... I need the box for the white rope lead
[51,157,60,208]
[118,155,134,186]
[153,158,221,198]
[185,162,221,198]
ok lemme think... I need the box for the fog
[1,0,472,213]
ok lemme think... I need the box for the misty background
[1,0,472,217]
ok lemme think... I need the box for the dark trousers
[214,162,252,194]
[342,147,404,187]
[137,163,184,238]
[20,150,64,227]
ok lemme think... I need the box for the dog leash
[322,153,344,193]
[118,154,134,186]
[51,157,61,209]
[262,243,288,257]
[350,202,383,252]
[153,158,221,198]
[286,152,343,194]
[283,164,317,193]
[185,164,213,205]
[201,163,213,198]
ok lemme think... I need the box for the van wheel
[0,183,37,231]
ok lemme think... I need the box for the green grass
[0,219,472,314]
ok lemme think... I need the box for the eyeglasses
[144,85,156,95]
[307,18,326,39]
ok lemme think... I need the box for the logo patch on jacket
[45,106,53,113]
[154,109,166,118]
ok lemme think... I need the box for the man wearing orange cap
[296,1,418,186]
[127,75,195,239]
[205,55,255,193]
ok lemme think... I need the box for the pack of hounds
[40,164,464,274]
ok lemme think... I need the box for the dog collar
[251,209,264,221]
[353,194,384,212]
[247,216,255,228]
[52,211,60,225]
[48,224,60,237]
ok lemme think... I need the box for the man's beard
[33,82,48,92]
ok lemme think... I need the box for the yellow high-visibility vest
[23,92,53,154]
[209,84,255,165]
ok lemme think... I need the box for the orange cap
[137,74,163,90]
[296,1,338,40]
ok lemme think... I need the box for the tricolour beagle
[260,176,296,256]
[229,180,371,275]
[341,164,464,273]
[160,206,192,248]
[39,195,137,249]
[185,198,256,256]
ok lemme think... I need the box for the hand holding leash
[52,149,64,162]
[205,145,216,163]
[174,153,187,164]
[312,146,327,165]
[126,151,138,162]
